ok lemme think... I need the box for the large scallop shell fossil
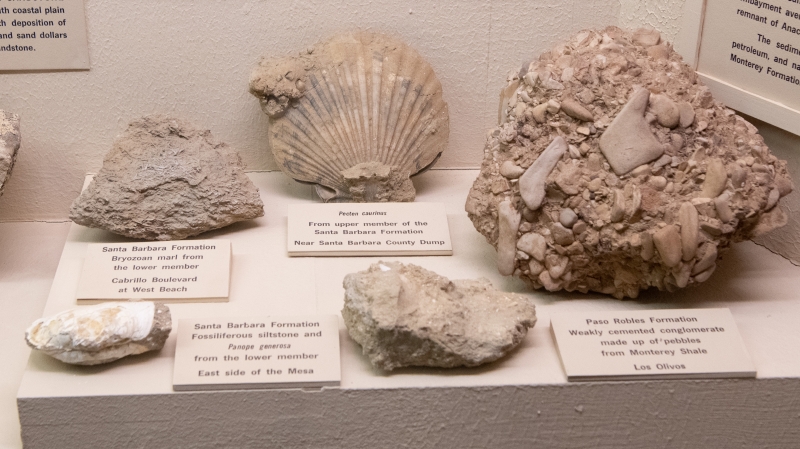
[249,32,449,202]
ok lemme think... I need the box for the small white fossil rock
[25,302,172,365]
[342,262,536,371]
[0,110,21,198]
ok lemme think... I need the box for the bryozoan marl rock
[466,27,794,299]
[342,262,536,370]
[70,116,264,240]
[25,302,172,365]
[0,110,21,198]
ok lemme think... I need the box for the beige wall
[2,0,796,261]
[0,0,623,220]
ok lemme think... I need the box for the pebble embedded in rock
[714,192,734,223]
[649,94,680,129]
[500,160,525,179]
[561,98,594,122]
[560,208,579,228]
[599,88,665,175]
[654,225,682,267]
[497,200,521,275]
[679,202,699,261]
[532,103,548,123]
[519,136,567,211]
[632,28,661,47]
[701,159,728,198]
[341,262,537,371]
[517,232,547,261]
[678,101,695,128]
[551,223,575,246]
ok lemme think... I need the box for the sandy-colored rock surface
[466,27,793,298]
[342,261,536,370]
[70,115,264,240]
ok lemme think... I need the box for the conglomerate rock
[342,261,536,370]
[70,115,264,240]
[466,27,793,299]
[26,302,172,365]
[0,110,21,198]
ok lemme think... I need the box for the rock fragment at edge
[70,115,264,240]
[342,261,536,371]
[0,110,21,198]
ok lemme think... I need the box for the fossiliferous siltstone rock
[70,115,264,240]
[342,261,536,370]
[0,110,21,198]
[249,31,449,203]
[466,27,794,299]
[25,302,172,365]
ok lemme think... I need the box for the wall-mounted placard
[76,240,230,304]
[551,308,756,381]
[173,315,341,391]
[0,0,90,70]
[287,202,452,257]
[685,0,800,135]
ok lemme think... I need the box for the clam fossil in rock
[249,32,449,202]
[25,302,172,365]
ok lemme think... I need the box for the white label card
[173,315,341,391]
[76,240,230,303]
[287,202,452,257]
[550,308,756,381]
[0,0,90,70]
[697,0,800,112]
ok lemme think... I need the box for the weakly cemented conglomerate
[466,27,793,299]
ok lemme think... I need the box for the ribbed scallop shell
[249,32,449,202]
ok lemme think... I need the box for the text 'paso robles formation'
[551,308,755,381]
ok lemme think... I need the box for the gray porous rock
[465,27,794,299]
[0,110,21,198]
[70,115,264,240]
[25,302,172,365]
[342,261,536,371]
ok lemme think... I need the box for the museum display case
[2,1,800,448]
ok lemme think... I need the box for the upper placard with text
[0,0,89,70]
[697,0,800,112]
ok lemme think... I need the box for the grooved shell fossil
[249,32,449,202]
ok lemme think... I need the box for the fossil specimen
[0,110,20,198]
[26,302,172,365]
[249,31,449,202]
[466,27,793,299]
[70,115,264,240]
[342,261,536,370]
